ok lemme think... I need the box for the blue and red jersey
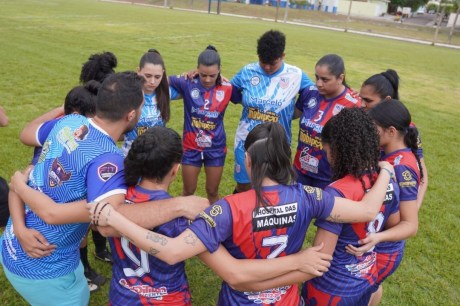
[188,183,335,305]
[168,76,231,154]
[304,174,399,303]
[376,148,420,255]
[294,86,360,186]
[109,186,191,305]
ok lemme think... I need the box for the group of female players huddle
[8,29,426,305]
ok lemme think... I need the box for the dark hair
[80,51,117,84]
[257,30,286,64]
[244,122,295,208]
[124,126,183,186]
[368,99,423,180]
[322,108,380,191]
[64,80,100,117]
[139,49,170,122]
[197,45,222,86]
[316,54,348,87]
[362,69,399,100]
[96,71,144,122]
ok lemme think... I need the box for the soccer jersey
[376,148,420,254]
[169,76,232,154]
[1,114,126,279]
[189,183,335,305]
[109,186,191,306]
[294,86,360,186]
[122,89,179,155]
[231,62,313,149]
[305,174,399,301]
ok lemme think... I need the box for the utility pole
[433,5,446,45]
[345,0,353,32]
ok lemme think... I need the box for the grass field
[0,0,459,305]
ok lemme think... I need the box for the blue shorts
[233,145,250,184]
[1,247,89,306]
[372,249,404,291]
[182,149,226,167]
[303,281,373,306]
[295,169,330,189]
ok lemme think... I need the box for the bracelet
[382,167,394,179]
[93,202,101,225]
[95,202,110,226]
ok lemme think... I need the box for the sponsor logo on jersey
[332,104,345,116]
[216,90,225,102]
[57,126,80,154]
[199,211,217,227]
[383,182,395,204]
[309,85,317,91]
[191,106,219,118]
[98,162,118,182]
[136,126,149,137]
[244,286,290,304]
[247,107,279,123]
[38,139,52,164]
[252,202,297,231]
[279,76,289,89]
[299,130,322,149]
[307,98,317,109]
[345,252,376,277]
[399,170,417,188]
[191,88,200,99]
[119,279,168,299]
[402,170,412,181]
[345,92,359,104]
[303,185,316,194]
[393,155,403,165]
[251,76,260,86]
[192,117,217,131]
[250,97,284,106]
[300,118,323,133]
[299,147,319,173]
[195,130,212,148]
[209,204,223,217]
[48,158,72,187]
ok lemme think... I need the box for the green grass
[0,0,459,305]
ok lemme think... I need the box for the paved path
[101,0,460,50]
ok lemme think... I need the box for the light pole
[345,0,353,32]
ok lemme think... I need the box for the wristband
[382,167,394,179]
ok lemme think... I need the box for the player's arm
[326,162,394,223]
[417,157,428,209]
[0,105,8,126]
[20,106,64,146]
[197,243,331,289]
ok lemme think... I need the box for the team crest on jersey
[300,148,319,173]
[195,130,212,148]
[394,155,403,165]
[216,90,225,102]
[332,104,345,116]
[209,205,223,217]
[252,202,297,231]
[345,252,376,277]
[402,170,413,181]
[244,286,290,304]
[345,92,359,104]
[98,162,118,182]
[48,158,71,187]
[307,98,317,109]
[251,76,260,86]
[279,76,289,89]
[191,88,200,99]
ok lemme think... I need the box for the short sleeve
[302,185,335,220]
[300,71,314,90]
[86,153,126,202]
[36,119,60,146]
[314,187,343,235]
[188,199,233,253]
[168,75,185,95]
[395,165,419,202]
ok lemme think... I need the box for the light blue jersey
[122,88,179,155]
[1,114,126,279]
[231,62,313,183]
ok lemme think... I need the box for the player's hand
[86,202,114,227]
[378,161,395,178]
[17,227,56,258]
[345,233,379,256]
[221,74,229,83]
[179,196,210,220]
[181,69,198,80]
[296,243,332,276]
[9,168,32,193]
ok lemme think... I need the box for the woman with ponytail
[169,45,232,204]
[88,122,396,305]
[121,49,176,155]
[360,69,427,209]
[348,99,422,305]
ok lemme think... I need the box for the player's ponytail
[139,49,171,122]
[404,127,424,181]
[245,122,294,209]
[197,45,222,86]
[363,69,400,100]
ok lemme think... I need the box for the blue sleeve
[314,187,343,235]
[300,71,314,90]
[302,185,335,220]
[169,85,181,100]
[37,118,60,146]
[168,75,185,95]
[295,88,309,111]
[188,200,233,253]
[86,153,126,202]
[230,71,244,104]
[395,165,419,201]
